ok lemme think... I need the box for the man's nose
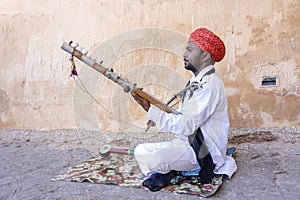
[183,51,187,59]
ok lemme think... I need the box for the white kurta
[134,65,237,178]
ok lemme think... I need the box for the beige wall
[0,0,299,132]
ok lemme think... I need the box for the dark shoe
[142,174,163,192]
[142,171,177,192]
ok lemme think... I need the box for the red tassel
[71,69,78,76]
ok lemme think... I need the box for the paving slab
[0,129,299,200]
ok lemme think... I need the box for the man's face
[183,41,203,73]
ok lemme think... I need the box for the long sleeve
[147,87,213,136]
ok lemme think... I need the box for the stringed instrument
[61,41,180,114]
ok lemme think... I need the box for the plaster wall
[0,0,299,131]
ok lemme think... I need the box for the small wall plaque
[261,76,277,86]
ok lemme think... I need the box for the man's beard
[184,59,197,74]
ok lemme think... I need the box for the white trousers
[134,139,200,175]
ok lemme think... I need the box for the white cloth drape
[134,65,237,178]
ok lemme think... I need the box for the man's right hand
[132,92,151,112]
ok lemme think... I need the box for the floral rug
[53,148,236,197]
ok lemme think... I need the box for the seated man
[132,28,237,192]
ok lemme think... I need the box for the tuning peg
[96,60,103,65]
[75,46,83,52]
[83,50,88,55]
[73,43,79,49]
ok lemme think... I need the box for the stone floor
[0,128,299,200]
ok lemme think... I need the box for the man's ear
[202,51,212,62]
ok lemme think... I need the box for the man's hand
[132,92,151,112]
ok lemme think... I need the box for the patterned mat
[52,150,232,197]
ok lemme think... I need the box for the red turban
[189,28,226,62]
